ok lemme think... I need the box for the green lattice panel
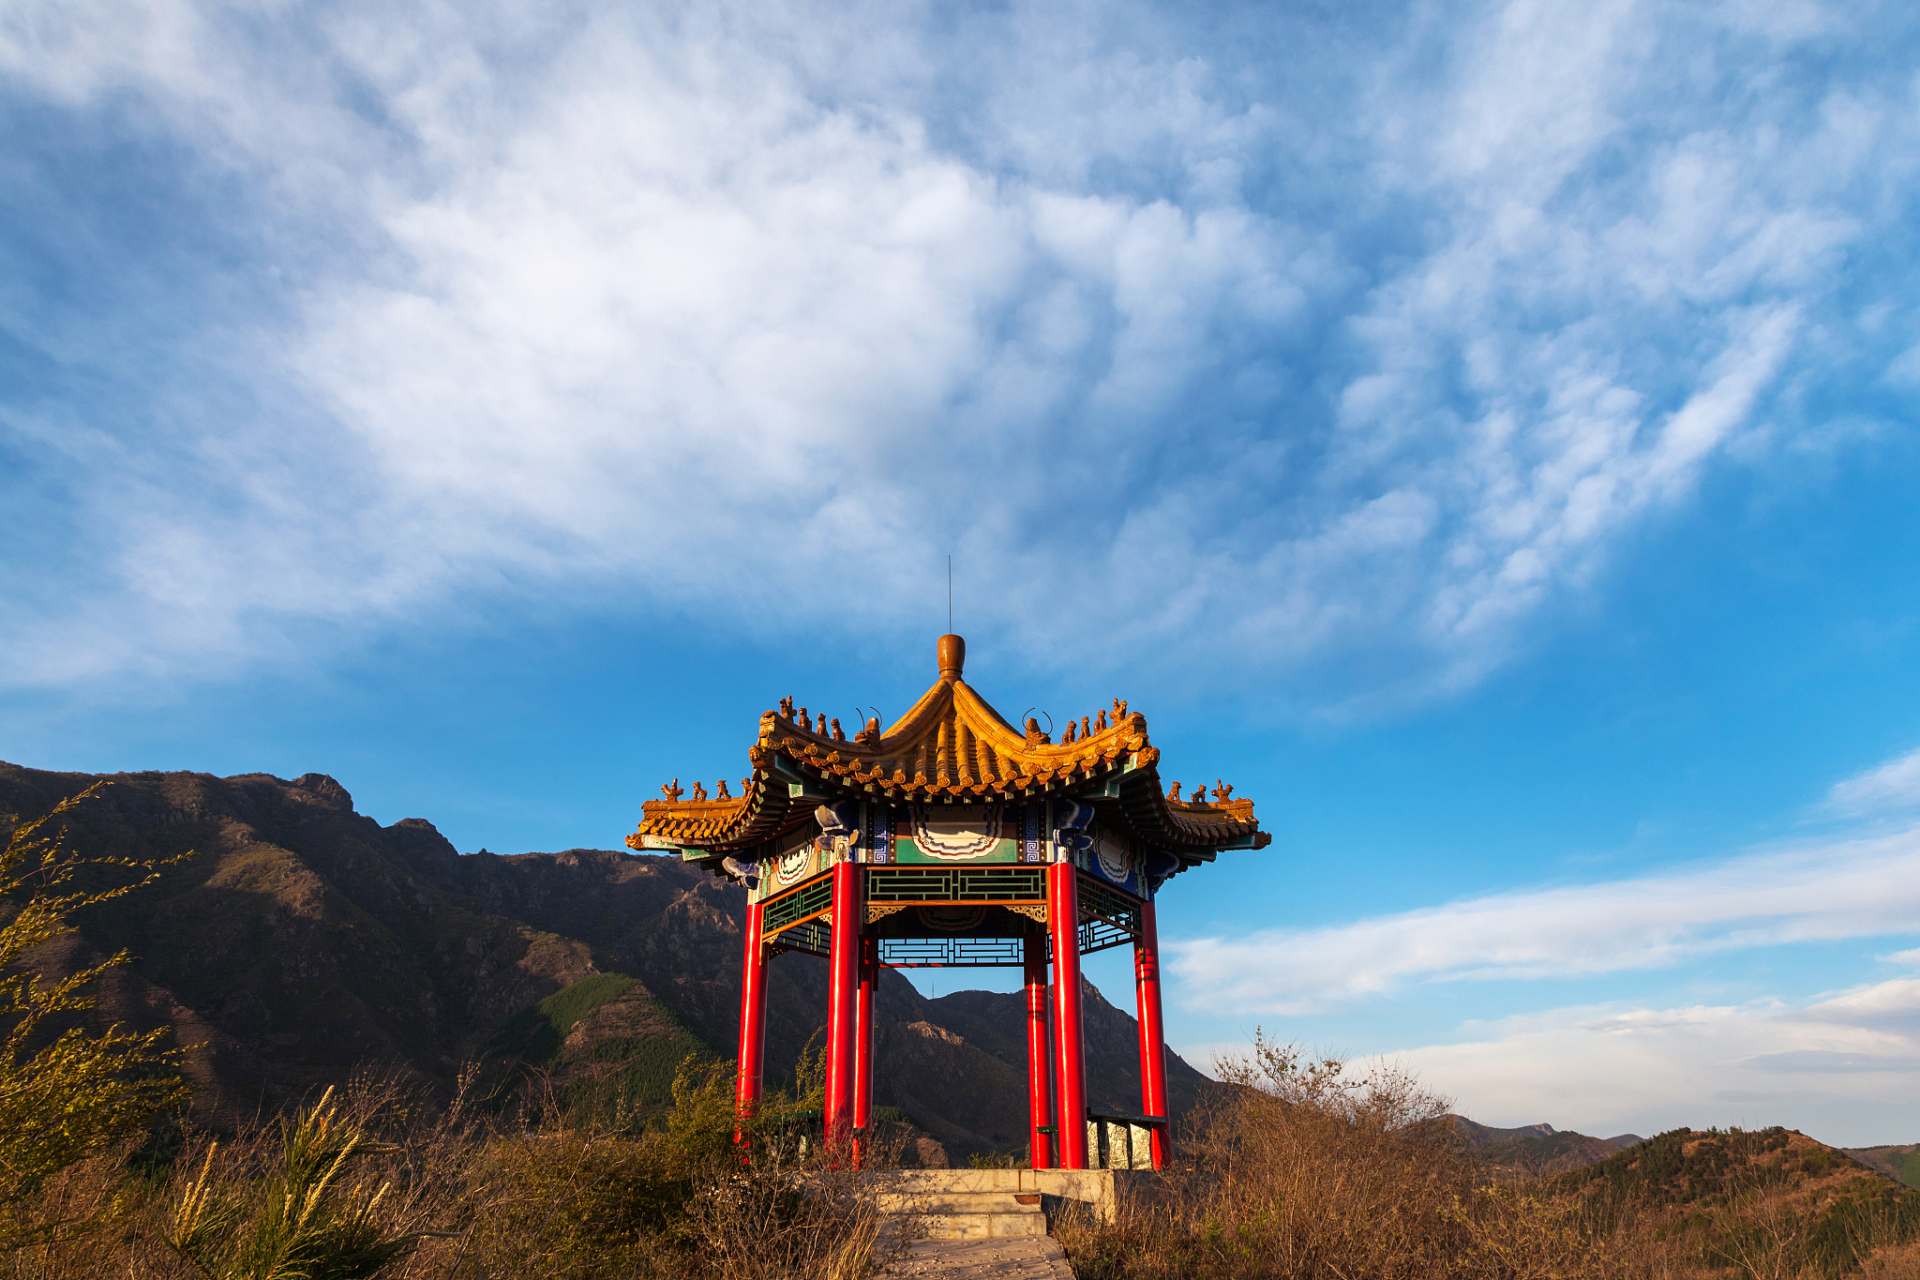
[879,936,1030,967]
[774,920,832,958]
[762,872,833,935]
[1077,873,1143,951]
[866,865,1045,903]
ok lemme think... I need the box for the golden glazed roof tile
[627,635,1269,857]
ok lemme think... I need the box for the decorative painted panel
[751,802,858,901]
[1085,825,1140,896]
[891,803,1020,864]
[866,801,893,865]
[1020,801,1043,864]
[752,826,819,902]
[770,844,816,890]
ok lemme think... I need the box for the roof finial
[938,633,965,680]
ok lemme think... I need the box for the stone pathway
[884,1235,1077,1278]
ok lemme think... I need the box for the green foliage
[487,975,715,1129]
[537,974,638,1031]
[560,1033,714,1128]
[0,781,192,1250]
[659,1054,748,1173]
[461,1117,695,1276]
[487,974,638,1068]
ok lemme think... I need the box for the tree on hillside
[0,781,192,1249]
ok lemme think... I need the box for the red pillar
[1135,899,1171,1169]
[823,861,861,1154]
[853,933,877,1167]
[1048,861,1088,1168]
[734,899,768,1147]
[1024,933,1053,1169]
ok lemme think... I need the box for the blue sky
[4,0,1920,1146]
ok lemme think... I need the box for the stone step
[875,1190,1045,1216]
[881,1169,1033,1193]
[883,1236,1078,1279]
[876,1167,1157,1231]
[920,1212,1048,1240]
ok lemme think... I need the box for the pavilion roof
[626,637,1269,860]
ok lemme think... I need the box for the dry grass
[1859,1241,1920,1280]
[0,1059,906,1280]
[7,1027,1916,1280]
[1053,1035,1919,1280]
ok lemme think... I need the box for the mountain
[1551,1127,1920,1274]
[1846,1143,1920,1189]
[1448,1117,1555,1147]
[0,762,1212,1155]
[1446,1116,1644,1176]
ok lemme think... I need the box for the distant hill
[1846,1143,1920,1189]
[1552,1127,1920,1276]
[1445,1115,1641,1176]
[0,762,1215,1156]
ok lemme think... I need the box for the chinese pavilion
[627,635,1268,1170]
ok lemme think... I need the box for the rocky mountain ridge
[0,761,1213,1155]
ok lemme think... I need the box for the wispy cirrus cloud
[1826,747,1920,817]
[1167,827,1920,1014]
[2,0,1914,696]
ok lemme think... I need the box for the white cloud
[1,0,1909,694]
[1826,747,1920,817]
[1167,826,1920,1013]
[1361,979,1920,1147]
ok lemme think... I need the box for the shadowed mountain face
[0,763,1215,1154]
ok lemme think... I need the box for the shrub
[3,1048,899,1280]
[164,1086,426,1280]
[1055,1031,1623,1280]
[0,782,191,1251]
